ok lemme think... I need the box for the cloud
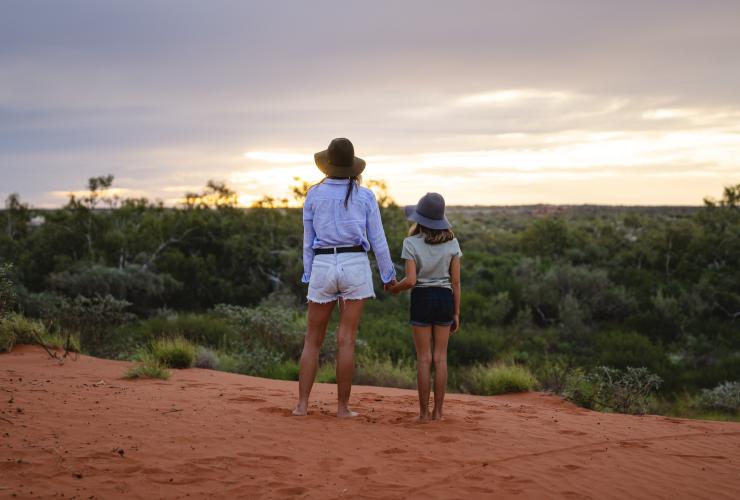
[2,1,740,206]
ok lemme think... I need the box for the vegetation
[124,355,171,380]
[148,337,197,369]
[459,364,537,395]
[1,176,739,418]
[564,366,662,414]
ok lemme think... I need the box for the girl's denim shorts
[410,287,453,326]
[307,252,375,303]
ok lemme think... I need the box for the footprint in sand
[353,466,377,475]
[561,491,592,499]
[228,395,267,403]
[380,447,407,455]
[257,406,293,416]
[563,464,584,471]
[558,429,587,436]
[619,441,649,449]
[276,486,308,496]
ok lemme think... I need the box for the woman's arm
[366,197,396,284]
[450,256,461,332]
[390,259,417,294]
[301,195,315,284]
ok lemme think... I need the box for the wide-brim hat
[405,192,451,230]
[314,137,366,177]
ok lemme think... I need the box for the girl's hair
[313,175,361,208]
[408,223,455,245]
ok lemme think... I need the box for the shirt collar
[324,178,351,185]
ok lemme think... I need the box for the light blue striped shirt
[302,178,396,284]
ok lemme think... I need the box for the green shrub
[0,313,45,352]
[564,366,662,414]
[0,313,81,353]
[699,381,740,412]
[265,360,300,381]
[534,356,572,393]
[213,304,305,358]
[149,337,196,369]
[354,356,416,389]
[0,322,14,352]
[591,330,667,373]
[194,347,219,370]
[316,363,337,383]
[124,355,170,380]
[216,351,239,373]
[214,346,283,377]
[460,363,537,395]
[0,263,17,317]
[562,368,600,409]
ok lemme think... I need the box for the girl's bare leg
[293,301,335,416]
[336,299,365,418]
[432,325,451,420]
[412,326,433,421]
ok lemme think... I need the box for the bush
[48,264,181,312]
[265,360,300,381]
[459,363,537,395]
[0,313,81,354]
[0,263,17,317]
[149,337,196,369]
[354,356,416,389]
[194,347,219,370]
[316,363,337,383]
[215,346,283,377]
[591,330,667,373]
[124,355,170,380]
[564,366,662,414]
[699,381,740,412]
[0,313,46,352]
[213,304,305,358]
[22,293,134,355]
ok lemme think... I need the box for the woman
[293,138,396,417]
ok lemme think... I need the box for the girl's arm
[390,259,417,294]
[450,256,461,332]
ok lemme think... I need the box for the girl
[390,192,461,421]
[293,138,396,418]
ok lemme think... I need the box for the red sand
[1,346,739,499]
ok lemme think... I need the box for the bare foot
[292,405,308,416]
[337,408,360,418]
[416,414,431,423]
[432,412,444,421]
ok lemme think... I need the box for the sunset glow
[1,2,739,207]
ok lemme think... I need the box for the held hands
[383,278,397,293]
[451,314,460,334]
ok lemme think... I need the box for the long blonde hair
[408,223,455,245]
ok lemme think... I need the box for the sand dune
[1,346,738,499]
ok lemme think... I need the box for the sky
[1,0,739,207]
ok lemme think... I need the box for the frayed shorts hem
[409,320,454,327]
[307,294,376,304]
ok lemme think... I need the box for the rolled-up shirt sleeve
[302,194,315,284]
[365,197,396,284]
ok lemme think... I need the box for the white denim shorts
[307,252,376,303]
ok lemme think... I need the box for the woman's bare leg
[432,325,451,421]
[336,299,365,417]
[412,326,433,421]
[293,301,335,416]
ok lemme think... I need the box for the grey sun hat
[405,192,451,230]
[314,138,366,178]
